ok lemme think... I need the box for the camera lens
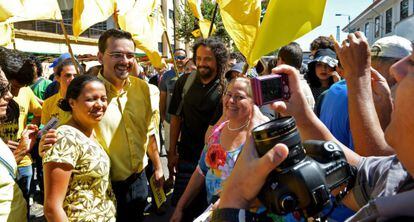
[252,117,305,168]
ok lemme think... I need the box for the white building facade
[344,0,414,44]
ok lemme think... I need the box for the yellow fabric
[3,0,62,23]
[72,0,116,37]
[0,0,23,21]
[187,0,215,38]
[41,92,71,126]
[248,0,327,64]
[118,0,166,68]
[0,23,12,46]
[217,0,261,66]
[0,87,42,167]
[43,125,116,221]
[95,74,155,181]
[0,140,27,222]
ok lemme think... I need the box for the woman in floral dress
[43,75,116,221]
[171,77,263,221]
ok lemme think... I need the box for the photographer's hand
[218,137,289,209]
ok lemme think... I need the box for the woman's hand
[39,129,58,158]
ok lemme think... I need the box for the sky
[295,0,373,51]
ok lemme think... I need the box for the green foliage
[175,0,232,46]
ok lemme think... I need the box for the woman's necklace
[227,119,250,131]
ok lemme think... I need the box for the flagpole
[59,20,80,76]
[11,24,16,50]
[208,3,218,37]
[164,31,179,78]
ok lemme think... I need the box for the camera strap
[175,71,197,116]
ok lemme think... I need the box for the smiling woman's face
[0,70,12,118]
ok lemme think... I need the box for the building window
[158,42,163,53]
[364,22,370,38]
[169,9,174,19]
[386,8,393,33]
[400,0,408,20]
[374,16,380,38]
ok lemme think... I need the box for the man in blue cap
[43,53,71,99]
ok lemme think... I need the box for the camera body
[250,74,290,106]
[252,117,355,217]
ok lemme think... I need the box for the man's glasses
[106,52,135,60]
[175,55,186,61]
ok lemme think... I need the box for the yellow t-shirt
[41,92,71,126]
[96,74,156,181]
[0,140,27,222]
[43,125,116,221]
[0,87,42,167]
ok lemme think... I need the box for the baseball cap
[225,62,245,79]
[49,53,71,68]
[371,35,412,59]
[309,48,338,68]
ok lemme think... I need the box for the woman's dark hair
[58,75,104,112]
[305,62,334,88]
[0,47,36,86]
[192,37,229,94]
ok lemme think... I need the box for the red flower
[205,144,227,169]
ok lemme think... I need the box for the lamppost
[335,13,351,33]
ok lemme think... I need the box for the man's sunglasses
[175,56,186,61]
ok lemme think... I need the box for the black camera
[252,117,355,217]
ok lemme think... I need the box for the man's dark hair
[0,47,36,86]
[310,36,335,52]
[278,42,303,69]
[55,58,83,77]
[98,29,135,53]
[192,37,229,94]
[230,52,246,63]
[175,48,187,56]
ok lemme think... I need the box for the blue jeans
[17,165,33,202]
[112,171,148,222]
[17,165,32,220]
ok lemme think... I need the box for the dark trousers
[112,171,148,222]
[172,161,208,221]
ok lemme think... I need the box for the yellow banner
[118,0,166,68]
[73,0,116,37]
[217,0,261,66]
[248,0,327,64]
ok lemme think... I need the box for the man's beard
[197,66,215,80]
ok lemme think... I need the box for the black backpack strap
[175,71,197,116]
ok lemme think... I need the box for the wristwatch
[211,208,246,222]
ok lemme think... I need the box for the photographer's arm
[271,65,361,167]
[334,32,393,156]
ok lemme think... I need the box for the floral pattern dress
[43,125,116,221]
[197,121,243,204]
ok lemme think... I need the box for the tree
[175,0,232,46]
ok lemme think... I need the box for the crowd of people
[0,27,413,222]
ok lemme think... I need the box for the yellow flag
[0,0,23,21]
[72,0,116,37]
[216,0,261,66]
[188,0,215,38]
[0,23,12,46]
[1,0,62,23]
[188,0,203,20]
[118,0,166,68]
[248,0,327,64]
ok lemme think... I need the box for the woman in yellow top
[43,75,116,221]
[0,68,28,222]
